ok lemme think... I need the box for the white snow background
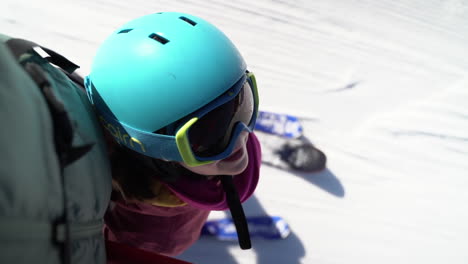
[1,0,468,263]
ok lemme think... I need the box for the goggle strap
[96,109,183,161]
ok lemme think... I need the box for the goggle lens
[188,80,255,158]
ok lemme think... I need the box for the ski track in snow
[1,0,468,263]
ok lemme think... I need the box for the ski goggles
[86,72,259,167]
[172,72,259,166]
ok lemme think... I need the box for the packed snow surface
[2,0,467,263]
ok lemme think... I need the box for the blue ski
[254,110,303,139]
[201,216,290,240]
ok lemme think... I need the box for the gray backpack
[0,34,112,264]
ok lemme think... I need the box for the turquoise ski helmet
[86,12,249,160]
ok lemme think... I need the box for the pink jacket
[104,133,261,256]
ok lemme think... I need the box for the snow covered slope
[1,0,467,263]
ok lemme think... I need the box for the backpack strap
[0,218,103,242]
[6,38,79,74]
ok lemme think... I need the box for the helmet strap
[220,175,252,249]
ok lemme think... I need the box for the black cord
[220,175,251,249]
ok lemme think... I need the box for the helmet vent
[118,29,133,34]
[149,33,169,45]
[179,16,197,26]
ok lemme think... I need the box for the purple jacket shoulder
[104,133,261,256]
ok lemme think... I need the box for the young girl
[85,12,261,256]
